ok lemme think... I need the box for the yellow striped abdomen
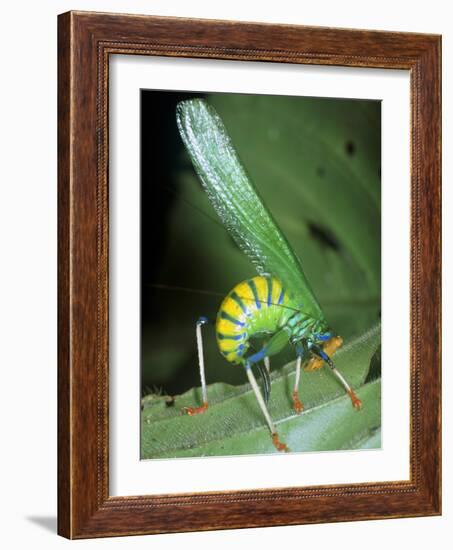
[216,275,291,364]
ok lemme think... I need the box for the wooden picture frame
[58,10,441,538]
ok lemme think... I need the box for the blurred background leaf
[141,91,381,398]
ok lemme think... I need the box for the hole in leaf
[345,140,356,156]
[308,222,341,252]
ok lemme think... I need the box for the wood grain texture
[57,11,71,537]
[57,10,441,539]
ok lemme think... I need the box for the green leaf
[141,323,380,458]
[352,428,381,450]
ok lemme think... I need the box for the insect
[176,98,362,452]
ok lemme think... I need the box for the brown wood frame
[58,10,441,539]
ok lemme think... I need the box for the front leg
[311,341,362,410]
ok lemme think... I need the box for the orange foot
[292,390,304,414]
[183,402,208,416]
[347,389,362,410]
[272,432,290,453]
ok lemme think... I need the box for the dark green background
[140,91,381,397]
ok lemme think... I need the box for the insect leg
[311,345,362,410]
[244,340,271,403]
[292,344,306,414]
[245,362,289,453]
[183,316,210,416]
[244,328,290,404]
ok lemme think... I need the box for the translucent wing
[176,98,324,320]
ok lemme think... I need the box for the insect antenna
[155,182,303,315]
[146,283,226,299]
[161,180,226,233]
[147,283,302,314]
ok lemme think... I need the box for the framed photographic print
[58,11,441,538]
[138,91,381,460]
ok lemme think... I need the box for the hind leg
[242,328,291,452]
[292,344,307,414]
[244,361,289,453]
[183,317,209,415]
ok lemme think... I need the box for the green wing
[176,98,324,320]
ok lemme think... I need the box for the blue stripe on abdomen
[231,291,250,316]
[247,279,261,309]
[267,277,273,306]
[217,332,244,341]
[220,310,245,327]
